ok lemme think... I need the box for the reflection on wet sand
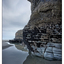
[23,55,62,64]
[2,44,29,64]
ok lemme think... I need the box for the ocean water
[2,42,29,64]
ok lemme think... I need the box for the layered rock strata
[23,0,62,60]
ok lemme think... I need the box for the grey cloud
[2,0,31,40]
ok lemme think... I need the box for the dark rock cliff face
[23,0,62,60]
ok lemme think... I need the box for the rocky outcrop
[15,30,23,40]
[9,30,23,43]
[23,0,62,60]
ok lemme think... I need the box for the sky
[2,0,31,40]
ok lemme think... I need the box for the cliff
[24,0,61,30]
[23,0,62,60]
[15,30,23,40]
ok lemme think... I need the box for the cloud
[2,0,31,40]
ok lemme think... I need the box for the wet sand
[2,44,29,64]
[2,42,62,64]
[23,55,62,64]
[15,44,28,52]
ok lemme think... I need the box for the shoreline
[2,45,13,49]
[2,41,13,50]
